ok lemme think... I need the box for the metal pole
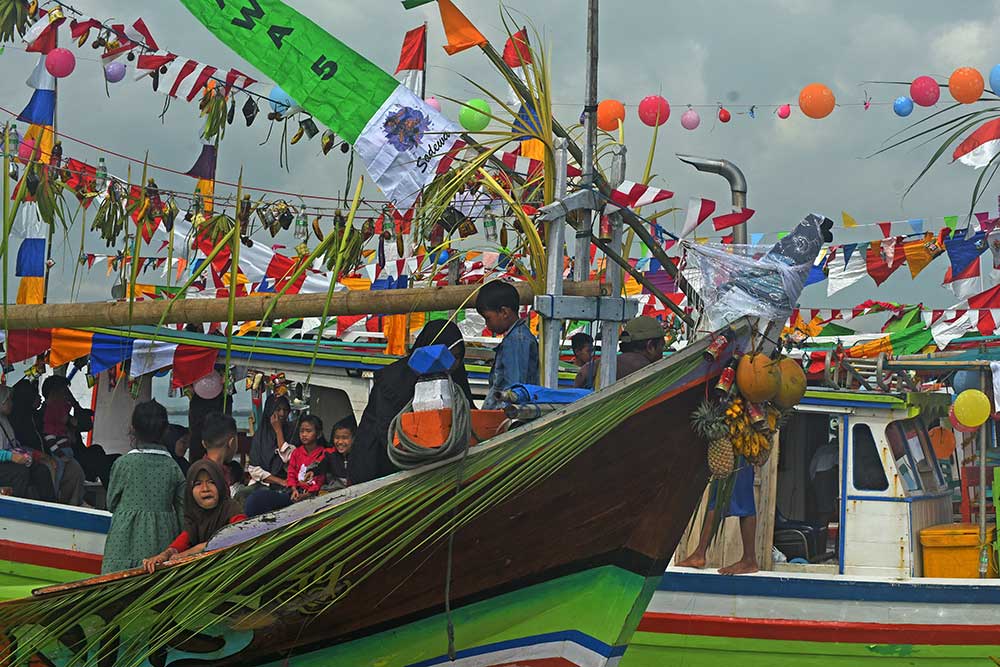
[540,138,570,388]
[574,0,599,284]
[980,368,990,577]
[676,154,749,245]
[598,144,625,390]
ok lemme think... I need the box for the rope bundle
[387,380,472,470]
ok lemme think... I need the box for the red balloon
[45,48,76,78]
[638,95,670,126]
[718,107,731,123]
[910,75,940,107]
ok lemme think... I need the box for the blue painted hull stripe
[658,571,1000,604]
[0,499,110,534]
[801,397,903,409]
[407,630,624,667]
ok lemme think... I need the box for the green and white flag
[179,0,461,208]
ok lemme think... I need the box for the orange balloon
[597,99,626,132]
[928,426,957,459]
[798,83,836,119]
[949,67,984,104]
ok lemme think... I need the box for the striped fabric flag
[395,24,426,94]
[503,28,532,106]
[681,197,716,237]
[712,207,755,231]
[499,149,581,179]
[953,118,1000,169]
[607,181,673,211]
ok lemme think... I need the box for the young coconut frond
[0,344,707,667]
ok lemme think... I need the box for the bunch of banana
[0,0,32,45]
[91,183,127,247]
[323,225,363,273]
[31,165,67,229]
[200,87,229,142]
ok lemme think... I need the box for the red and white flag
[607,181,673,211]
[954,118,1000,168]
[500,149,582,179]
[712,207,755,231]
[157,59,219,101]
[503,28,532,105]
[943,257,982,299]
[681,197,716,237]
[395,24,427,95]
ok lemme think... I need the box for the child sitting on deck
[142,460,246,573]
[476,281,538,409]
[316,416,355,489]
[286,415,326,502]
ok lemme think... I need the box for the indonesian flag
[954,118,1000,168]
[681,197,716,237]
[503,28,532,106]
[607,181,673,211]
[395,25,426,95]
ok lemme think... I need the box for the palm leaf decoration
[0,346,708,667]
[871,83,1000,215]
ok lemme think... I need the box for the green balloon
[459,98,491,132]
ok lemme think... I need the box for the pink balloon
[680,108,700,130]
[425,96,442,112]
[637,95,670,126]
[777,104,791,119]
[193,371,223,400]
[45,48,76,78]
[910,75,940,107]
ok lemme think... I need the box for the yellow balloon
[954,389,992,428]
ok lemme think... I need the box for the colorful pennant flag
[395,24,427,94]
[681,197,716,237]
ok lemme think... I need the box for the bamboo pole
[0,280,606,331]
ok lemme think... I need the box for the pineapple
[691,400,727,441]
[708,438,735,478]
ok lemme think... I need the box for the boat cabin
[775,389,953,578]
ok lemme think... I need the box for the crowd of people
[3,279,677,574]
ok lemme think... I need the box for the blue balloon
[893,96,914,117]
[990,64,1000,96]
[953,370,980,394]
[268,85,295,114]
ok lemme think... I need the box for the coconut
[774,356,807,409]
[736,353,780,403]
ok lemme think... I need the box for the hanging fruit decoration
[736,353,780,403]
[637,95,670,126]
[680,107,700,130]
[798,82,835,119]
[718,106,731,123]
[596,99,626,131]
[910,75,940,107]
[949,67,984,104]
[773,357,807,409]
[45,47,75,78]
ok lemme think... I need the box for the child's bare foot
[675,553,707,569]
[719,559,758,575]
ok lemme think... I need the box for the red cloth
[287,445,326,493]
[169,346,219,388]
[42,398,70,438]
[6,329,52,364]
[168,514,246,552]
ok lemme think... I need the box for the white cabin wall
[842,498,910,577]
[91,374,152,455]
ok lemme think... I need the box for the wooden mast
[0,280,604,330]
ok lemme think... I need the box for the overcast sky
[4,0,1000,320]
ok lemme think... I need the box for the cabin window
[886,418,945,495]
[852,424,889,491]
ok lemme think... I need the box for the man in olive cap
[574,315,666,389]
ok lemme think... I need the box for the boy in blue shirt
[476,281,538,409]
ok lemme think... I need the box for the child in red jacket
[286,415,326,501]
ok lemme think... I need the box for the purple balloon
[681,108,701,130]
[104,61,126,83]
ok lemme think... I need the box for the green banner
[179,0,399,143]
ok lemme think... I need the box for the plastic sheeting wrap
[685,213,830,330]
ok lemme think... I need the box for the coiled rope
[386,380,472,470]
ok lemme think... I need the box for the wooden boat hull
[1,320,754,666]
[624,569,1000,665]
